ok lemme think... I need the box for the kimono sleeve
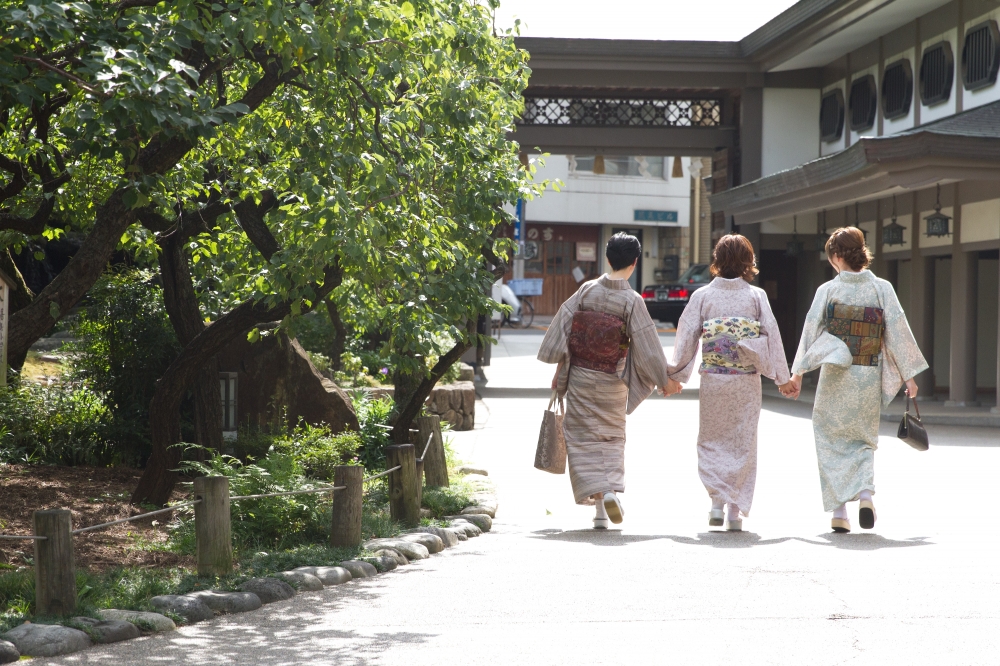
[667,289,705,383]
[880,282,928,382]
[755,291,791,385]
[790,283,831,376]
[626,297,670,389]
[537,288,581,365]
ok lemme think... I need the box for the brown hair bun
[824,227,872,271]
[710,234,758,282]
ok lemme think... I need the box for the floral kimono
[791,270,928,511]
[538,275,669,504]
[668,277,790,516]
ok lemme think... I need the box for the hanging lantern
[672,155,684,178]
[592,155,606,175]
[884,195,906,246]
[924,184,952,237]
[815,209,829,251]
[786,215,804,257]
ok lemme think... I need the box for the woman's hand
[904,377,918,399]
[661,378,682,397]
[780,374,802,400]
[551,371,558,391]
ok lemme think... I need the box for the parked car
[641,263,712,325]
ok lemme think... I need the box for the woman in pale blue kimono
[788,227,928,533]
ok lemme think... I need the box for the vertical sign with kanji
[0,269,11,387]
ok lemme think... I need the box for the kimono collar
[709,276,749,290]
[836,269,874,284]
[598,274,632,290]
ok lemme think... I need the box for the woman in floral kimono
[538,233,679,529]
[668,234,794,531]
[788,227,928,533]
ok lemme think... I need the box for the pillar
[947,188,979,406]
[909,194,935,399]
[994,255,1000,414]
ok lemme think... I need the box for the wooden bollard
[386,444,420,528]
[194,476,232,576]
[33,509,76,616]
[417,415,449,488]
[331,465,363,547]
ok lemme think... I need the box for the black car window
[678,264,712,284]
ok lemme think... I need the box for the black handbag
[897,390,929,451]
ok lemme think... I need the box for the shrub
[352,392,392,471]
[0,381,110,466]
[421,484,475,518]
[67,270,180,466]
[274,424,362,481]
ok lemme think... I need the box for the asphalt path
[36,329,1000,665]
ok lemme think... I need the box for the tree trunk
[0,249,33,315]
[325,297,347,373]
[132,267,341,506]
[159,237,223,453]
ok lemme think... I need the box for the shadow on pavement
[530,529,933,551]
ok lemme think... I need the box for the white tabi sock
[595,500,608,520]
[833,504,848,520]
[727,503,741,521]
[859,490,873,503]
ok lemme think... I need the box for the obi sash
[825,303,884,366]
[701,316,761,375]
[568,310,628,374]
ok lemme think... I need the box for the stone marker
[70,617,140,644]
[293,566,352,585]
[2,623,91,658]
[0,639,19,664]
[238,578,296,604]
[373,548,409,566]
[400,532,444,553]
[97,610,175,633]
[406,526,458,548]
[461,505,496,519]
[150,595,215,623]
[456,466,488,476]
[363,539,429,560]
[447,513,491,531]
[340,560,378,578]
[274,571,324,591]
[186,591,262,614]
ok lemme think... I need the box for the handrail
[420,432,433,461]
[230,485,345,501]
[71,500,202,535]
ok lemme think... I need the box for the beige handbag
[534,391,566,474]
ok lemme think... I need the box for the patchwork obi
[700,317,761,375]
[568,310,628,374]
[825,303,884,366]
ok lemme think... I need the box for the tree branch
[13,55,111,99]
[233,192,279,261]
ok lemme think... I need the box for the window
[849,75,877,131]
[220,373,237,435]
[881,60,913,119]
[678,264,712,285]
[573,155,665,178]
[962,20,1000,91]
[819,89,845,142]
[920,41,954,105]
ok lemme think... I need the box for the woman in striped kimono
[787,227,928,533]
[538,233,679,529]
[667,234,795,531]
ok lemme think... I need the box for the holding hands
[779,374,802,400]
[661,378,683,397]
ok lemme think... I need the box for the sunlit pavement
[37,330,1000,665]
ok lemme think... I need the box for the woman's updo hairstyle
[825,227,872,271]
[710,234,758,282]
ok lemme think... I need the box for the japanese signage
[633,209,678,223]
[576,242,597,262]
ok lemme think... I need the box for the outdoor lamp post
[925,184,952,237]
[884,195,907,246]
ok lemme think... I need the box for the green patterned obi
[700,316,761,375]
[825,303,884,366]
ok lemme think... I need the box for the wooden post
[194,476,232,576]
[0,268,12,388]
[386,444,419,528]
[330,465,363,547]
[417,415,449,488]
[33,509,76,616]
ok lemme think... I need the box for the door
[759,250,799,361]
[612,227,643,292]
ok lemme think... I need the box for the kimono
[668,277,790,516]
[538,275,670,504]
[791,270,928,511]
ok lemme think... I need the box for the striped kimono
[538,275,670,504]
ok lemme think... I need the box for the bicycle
[492,295,535,338]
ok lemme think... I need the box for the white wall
[962,198,1000,243]
[761,88,821,177]
[526,154,691,229]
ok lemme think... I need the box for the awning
[711,100,1000,224]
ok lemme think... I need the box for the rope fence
[230,485,346,501]
[362,465,401,483]
[0,534,46,540]
[71,500,202,535]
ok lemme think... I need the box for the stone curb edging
[0,490,498,662]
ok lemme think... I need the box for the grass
[19,351,70,385]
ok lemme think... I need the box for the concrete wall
[761,88,821,177]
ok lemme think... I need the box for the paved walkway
[36,330,1000,665]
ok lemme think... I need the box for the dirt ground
[0,464,194,572]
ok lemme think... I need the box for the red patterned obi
[568,310,629,374]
